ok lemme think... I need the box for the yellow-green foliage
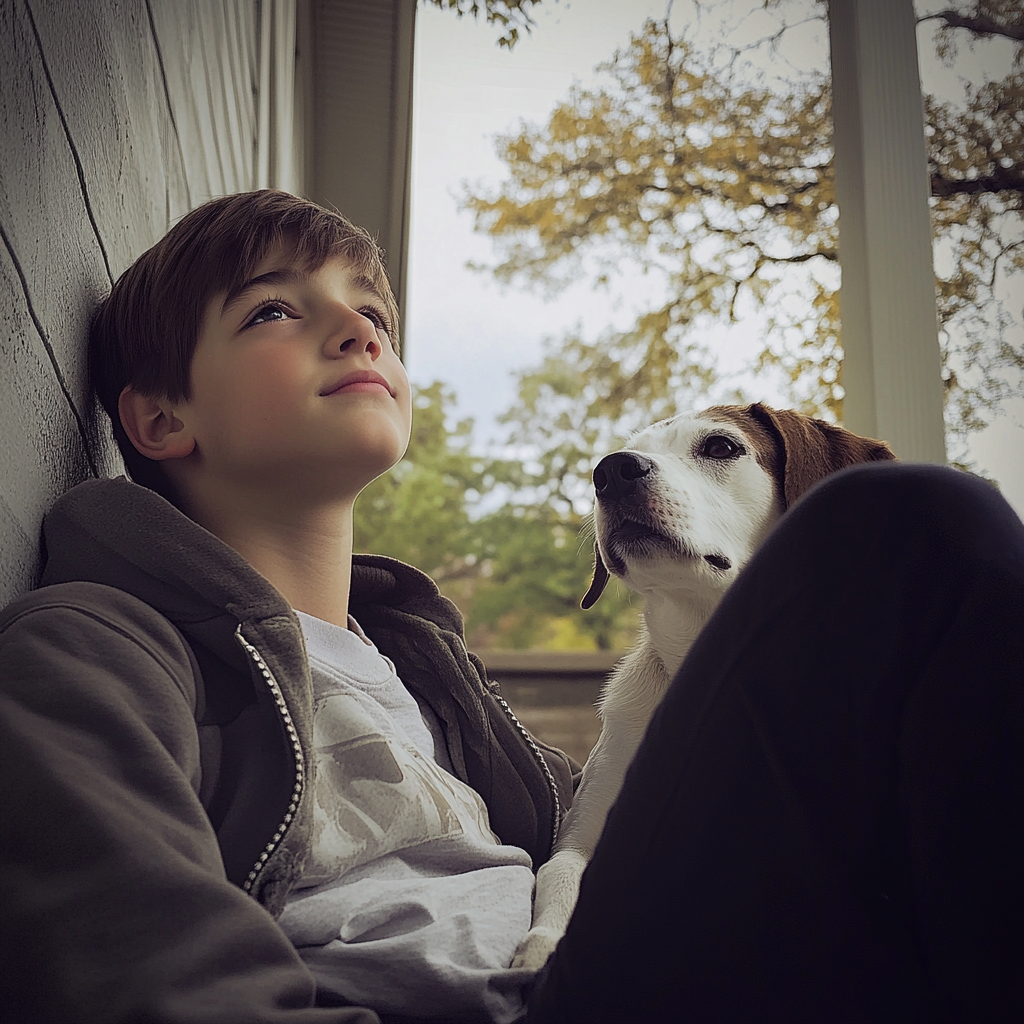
[462,7,1023,447]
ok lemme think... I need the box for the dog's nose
[593,452,654,500]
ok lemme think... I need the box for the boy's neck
[181,483,356,629]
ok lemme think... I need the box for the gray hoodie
[0,477,575,1023]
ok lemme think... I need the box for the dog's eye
[699,435,743,460]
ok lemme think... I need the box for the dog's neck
[642,589,721,679]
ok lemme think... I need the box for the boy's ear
[118,386,196,461]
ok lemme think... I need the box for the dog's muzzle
[582,452,656,610]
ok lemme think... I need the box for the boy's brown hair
[90,189,400,496]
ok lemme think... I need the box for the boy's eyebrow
[220,269,387,316]
[221,268,307,316]
[349,273,387,304]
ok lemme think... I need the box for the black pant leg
[528,463,1024,1023]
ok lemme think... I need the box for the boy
[1,190,1021,1023]
[2,190,572,1023]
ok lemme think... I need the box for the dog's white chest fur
[511,404,895,971]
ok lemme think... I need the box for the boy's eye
[245,302,291,328]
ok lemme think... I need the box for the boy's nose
[324,308,382,359]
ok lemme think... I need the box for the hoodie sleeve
[0,582,378,1024]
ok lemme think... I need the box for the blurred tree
[920,0,1024,435]
[468,503,638,650]
[354,382,639,650]
[353,381,483,583]
[462,1,1023,489]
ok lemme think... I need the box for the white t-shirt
[278,612,537,1023]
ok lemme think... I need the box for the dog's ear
[748,403,897,508]
[581,544,610,609]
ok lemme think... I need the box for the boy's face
[172,249,412,499]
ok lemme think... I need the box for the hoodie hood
[39,478,451,665]
[41,477,286,671]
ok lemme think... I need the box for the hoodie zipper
[233,625,558,884]
[490,687,563,856]
[234,626,306,894]
[454,635,563,855]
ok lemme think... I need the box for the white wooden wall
[0,0,269,604]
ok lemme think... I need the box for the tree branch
[990,238,1024,287]
[931,167,1024,198]
[918,8,1024,43]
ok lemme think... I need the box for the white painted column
[828,0,947,462]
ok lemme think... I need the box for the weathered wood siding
[0,0,263,605]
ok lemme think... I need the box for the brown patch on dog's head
[706,402,897,508]
[581,545,610,609]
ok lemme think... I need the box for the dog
[511,402,896,970]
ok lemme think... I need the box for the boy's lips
[320,370,394,397]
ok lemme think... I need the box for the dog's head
[582,402,896,608]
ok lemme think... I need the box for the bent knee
[789,461,1023,569]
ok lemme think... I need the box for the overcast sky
[404,0,1024,515]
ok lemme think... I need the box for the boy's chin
[315,443,409,496]
[333,421,410,471]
